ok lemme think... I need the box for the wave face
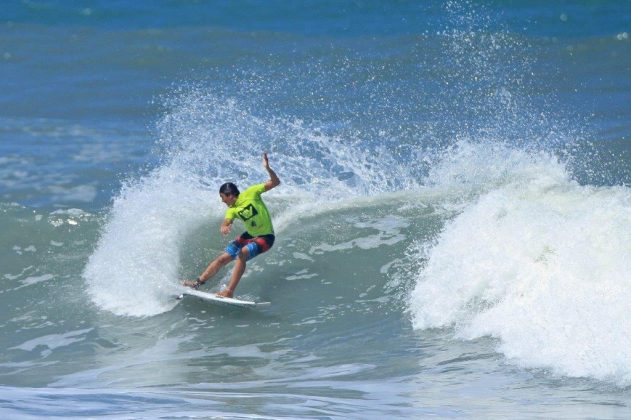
[77,1,631,389]
[82,84,631,388]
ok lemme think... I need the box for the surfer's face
[220,193,237,206]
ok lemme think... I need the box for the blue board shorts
[225,232,275,261]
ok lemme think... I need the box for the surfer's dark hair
[219,182,240,196]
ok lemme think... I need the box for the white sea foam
[410,142,631,385]
[22,274,54,286]
[309,215,409,254]
[10,328,94,358]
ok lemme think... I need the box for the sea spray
[84,167,211,316]
[155,89,420,196]
[83,91,424,316]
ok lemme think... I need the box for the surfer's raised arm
[262,152,280,191]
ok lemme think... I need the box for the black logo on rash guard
[237,204,258,221]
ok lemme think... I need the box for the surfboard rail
[178,288,270,307]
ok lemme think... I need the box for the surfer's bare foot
[216,289,234,298]
[182,279,202,289]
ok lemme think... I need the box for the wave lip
[410,145,631,385]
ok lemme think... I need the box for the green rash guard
[224,183,274,236]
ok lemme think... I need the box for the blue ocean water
[2,1,631,418]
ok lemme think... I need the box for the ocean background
[2,0,631,418]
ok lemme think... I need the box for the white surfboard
[177,288,270,308]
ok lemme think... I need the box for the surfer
[183,153,280,298]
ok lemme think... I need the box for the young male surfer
[183,153,280,298]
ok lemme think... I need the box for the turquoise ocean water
[2,1,631,418]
